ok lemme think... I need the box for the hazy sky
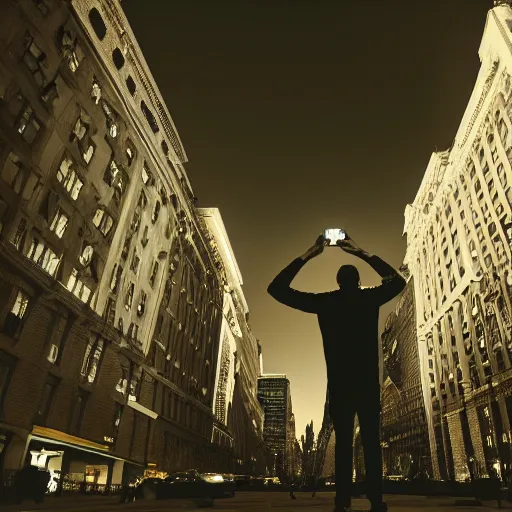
[124,0,491,440]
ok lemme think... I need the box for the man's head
[336,264,360,289]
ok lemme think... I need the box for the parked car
[131,469,234,507]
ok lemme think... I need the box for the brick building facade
[0,0,263,494]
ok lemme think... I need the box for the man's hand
[336,233,371,258]
[301,235,326,261]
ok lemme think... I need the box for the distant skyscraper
[258,374,290,479]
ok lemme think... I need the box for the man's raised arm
[267,236,326,314]
[337,236,406,305]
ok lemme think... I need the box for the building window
[126,76,136,96]
[137,290,146,317]
[16,102,41,145]
[126,144,135,167]
[58,27,83,72]
[35,374,59,425]
[125,283,135,311]
[0,351,16,418]
[127,322,139,341]
[130,252,140,275]
[2,290,29,339]
[22,33,46,87]
[112,403,123,441]
[28,236,60,276]
[89,8,107,40]
[68,389,89,435]
[104,297,116,325]
[92,209,114,237]
[79,244,94,267]
[2,152,25,194]
[121,236,131,261]
[33,0,50,15]
[11,218,27,251]
[66,269,91,303]
[49,207,69,238]
[149,261,159,287]
[101,101,118,138]
[140,101,159,133]
[138,191,148,210]
[41,80,59,106]
[112,48,125,69]
[71,112,95,164]
[152,201,160,224]
[116,368,128,395]
[141,226,149,247]
[142,164,152,185]
[103,160,127,202]
[56,156,83,200]
[80,336,104,383]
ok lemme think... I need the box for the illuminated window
[2,290,29,339]
[91,77,102,105]
[137,290,146,317]
[101,101,118,138]
[92,209,114,237]
[28,236,60,276]
[49,207,69,238]
[58,27,83,72]
[79,244,93,267]
[110,264,123,294]
[66,268,91,303]
[57,156,83,200]
[16,103,41,144]
[125,282,134,310]
[71,112,95,164]
[126,144,135,167]
[104,160,127,202]
[80,336,104,383]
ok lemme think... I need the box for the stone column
[466,403,489,477]
[446,411,469,480]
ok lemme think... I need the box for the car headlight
[202,474,224,483]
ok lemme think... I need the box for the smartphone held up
[323,229,346,246]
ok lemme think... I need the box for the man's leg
[357,391,383,510]
[331,403,356,510]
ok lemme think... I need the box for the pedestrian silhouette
[268,233,406,512]
[289,482,297,500]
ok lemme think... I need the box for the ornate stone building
[198,208,267,476]
[378,279,431,479]
[0,0,261,493]
[403,2,512,481]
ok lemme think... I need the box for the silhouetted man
[268,234,406,512]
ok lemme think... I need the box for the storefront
[25,426,144,494]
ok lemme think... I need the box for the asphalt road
[2,492,510,512]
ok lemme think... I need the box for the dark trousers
[330,387,382,509]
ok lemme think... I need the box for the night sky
[124,0,492,440]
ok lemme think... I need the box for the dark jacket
[267,254,406,395]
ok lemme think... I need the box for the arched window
[89,8,107,40]
[126,76,136,95]
[112,48,125,69]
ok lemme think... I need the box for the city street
[1,493,511,512]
